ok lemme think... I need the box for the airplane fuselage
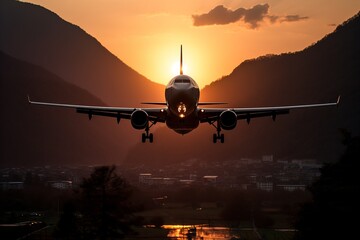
[165,75,200,134]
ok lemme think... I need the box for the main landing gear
[210,120,225,143]
[213,132,224,143]
[141,122,154,143]
[142,132,153,143]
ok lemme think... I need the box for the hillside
[0,51,138,166]
[124,12,360,166]
[200,12,360,160]
[0,0,164,105]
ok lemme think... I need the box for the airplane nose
[177,102,187,118]
[174,83,191,90]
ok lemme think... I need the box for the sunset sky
[24,0,360,88]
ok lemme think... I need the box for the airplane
[28,45,340,143]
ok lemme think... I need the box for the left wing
[199,96,340,124]
[28,96,167,123]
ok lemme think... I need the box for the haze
[23,0,359,88]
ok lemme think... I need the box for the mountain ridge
[204,11,360,92]
[0,0,164,105]
[0,51,137,166]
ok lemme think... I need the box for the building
[257,182,274,192]
[0,182,24,190]
[139,173,152,184]
[203,176,218,185]
[262,155,274,162]
[47,181,72,189]
[277,184,306,192]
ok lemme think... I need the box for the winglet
[336,95,341,105]
[27,95,31,104]
[180,45,183,75]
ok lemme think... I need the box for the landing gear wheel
[213,134,217,143]
[141,124,154,143]
[142,133,146,143]
[211,120,225,143]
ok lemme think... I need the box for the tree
[295,133,360,239]
[54,200,80,240]
[79,165,134,239]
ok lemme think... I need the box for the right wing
[198,96,340,124]
[28,96,167,123]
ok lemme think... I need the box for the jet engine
[131,110,148,129]
[219,110,237,130]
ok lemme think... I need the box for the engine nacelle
[219,110,237,130]
[131,110,148,130]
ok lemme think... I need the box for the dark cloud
[243,4,270,28]
[192,4,269,29]
[191,5,245,26]
[192,4,308,28]
[268,15,280,23]
[281,15,309,22]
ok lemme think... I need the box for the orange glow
[24,0,360,88]
[172,61,188,76]
[143,44,205,86]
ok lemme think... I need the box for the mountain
[0,0,166,166]
[124,12,360,167]
[0,0,164,106]
[0,51,138,167]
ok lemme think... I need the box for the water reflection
[164,225,241,240]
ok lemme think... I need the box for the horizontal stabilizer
[141,102,167,105]
[141,102,228,106]
[198,102,228,105]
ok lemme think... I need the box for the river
[164,225,242,240]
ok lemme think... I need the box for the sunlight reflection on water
[163,225,241,240]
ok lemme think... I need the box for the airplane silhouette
[29,45,340,143]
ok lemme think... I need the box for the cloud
[243,4,270,28]
[192,4,308,28]
[192,5,244,26]
[192,4,269,28]
[281,15,309,22]
[267,15,280,23]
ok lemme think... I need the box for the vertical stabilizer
[180,45,183,75]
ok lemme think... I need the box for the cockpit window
[175,79,191,83]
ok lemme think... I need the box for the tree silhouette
[54,200,80,240]
[79,165,134,239]
[295,132,360,239]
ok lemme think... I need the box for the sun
[171,61,189,76]
[148,45,199,86]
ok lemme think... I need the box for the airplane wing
[28,96,167,123]
[198,96,340,124]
